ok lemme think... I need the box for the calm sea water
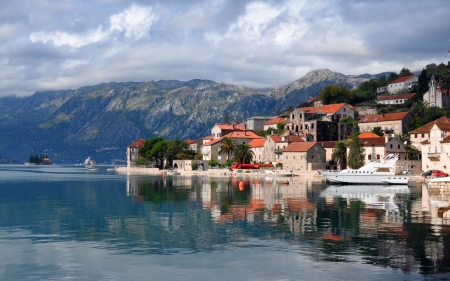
[0,165,449,280]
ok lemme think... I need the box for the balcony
[274,148,284,154]
[428,153,440,160]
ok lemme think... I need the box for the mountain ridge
[0,69,385,163]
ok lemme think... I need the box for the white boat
[88,166,99,171]
[264,169,294,177]
[318,154,410,185]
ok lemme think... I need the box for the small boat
[318,154,409,185]
[106,168,115,171]
[88,166,99,171]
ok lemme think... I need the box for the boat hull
[319,171,410,185]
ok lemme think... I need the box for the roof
[269,135,282,142]
[308,97,320,102]
[128,139,145,148]
[377,93,416,101]
[441,135,450,143]
[184,139,195,145]
[203,131,262,146]
[264,117,286,125]
[358,132,381,138]
[410,116,450,134]
[298,103,353,114]
[317,141,338,148]
[360,137,387,147]
[277,135,305,143]
[283,141,317,152]
[389,75,416,84]
[214,124,245,131]
[249,139,266,147]
[358,112,410,123]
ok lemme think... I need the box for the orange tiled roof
[249,139,266,147]
[358,112,410,123]
[360,137,386,147]
[358,132,381,138]
[410,116,450,134]
[269,135,282,142]
[377,93,416,101]
[308,97,320,102]
[184,139,195,145]
[283,141,317,152]
[264,117,286,125]
[299,103,352,114]
[128,138,145,148]
[389,75,416,84]
[203,131,262,146]
[215,124,245,131]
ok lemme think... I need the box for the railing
[274,148,283,154]
[427,153,440,160]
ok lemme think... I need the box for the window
[390,144,393,149]
[368,155,371,160]
[398,144,400,149]
[286,156,288,159]
[311,155,314,160]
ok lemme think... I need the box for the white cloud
[29,27,107,48]
[109,4,156,39]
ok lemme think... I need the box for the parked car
[431,170,449,178]
[421,170,433,177]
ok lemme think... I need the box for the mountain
[0,69,381,163]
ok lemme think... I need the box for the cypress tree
[347,123,365,169]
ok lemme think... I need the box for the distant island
[0,155,21,164]
[25,154,53,165]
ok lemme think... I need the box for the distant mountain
[0,69,382,163]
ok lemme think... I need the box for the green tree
[150,140,167,168]
[134,158,149,166]
[233,143,254,164]
[319,84,353,105]
[372,126,384,137]
[208,159,219,167]
[439,74,450,94]
[416,69,428,100]
[276,122,286,135]
[347,125,365,169]
[219,136,236,161]
[332,141,347,170]
[399,67,412,77]
[194,153,203,160]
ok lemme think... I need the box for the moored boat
[318,154,409,185]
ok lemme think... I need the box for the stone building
[282,142,326,171]
[126,139,145,167]
[358,112,412,135]
[423,75,450,108]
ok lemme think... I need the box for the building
[249,138,266,162]
[359,136,406,165]
[423,75,450,108]
[317,141,338,170]
[210,123,245,139]
[308,97,323,107]
[262,135,282,163]
[285,103,354,141]
[242,116,273,131]
[420,120,450,172]
[126,139,145,167]
[282,142,326,171]
[386,74,418,94]
[202,131,262,164]
[274,135,306,163]
[409,116,450,150]
[358,112,412,135]
[377,93,416,105]
[263,117,286,131]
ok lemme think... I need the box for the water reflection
[1,165,450,279]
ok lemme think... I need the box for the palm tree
[218,136,236,161]
[332,141,347,170]
[411,99,429,120]
[233,143,254,164]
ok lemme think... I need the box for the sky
[0,0,449,97]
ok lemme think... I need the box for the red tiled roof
[249,139,266,147]
[128,138,145,148]
[360,137,386,147]
[204,131,262,146]
[359,132,381,138]
[441,135,450,143]
[358,112,410,123]
[283,141,317,152]
[264,117,286,125]
[309,97,320,102]
[377,93,416,101]
[184,139,195,145]
[389,75,416,84]
[299,103,352,114]
[410,116,450,134]
[317,141,338,148]
[269,135,282,142]
[277,135,305,143]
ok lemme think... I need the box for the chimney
[244,123,247,130]
[384,134,388,144]
[232,123,235,130]
[382,112,385,118]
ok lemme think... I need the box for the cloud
[0,0,449,97]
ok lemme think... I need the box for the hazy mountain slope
[0,69,382,163]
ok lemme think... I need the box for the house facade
[242,116,273,131]
[377,93,416,105]
[249,138,266,162]
[358,112,412,135]
[211,123,245,139]
[409,116,450,150]
[317,141,338,170]
[126,139,145,167]
[262,135,282,163]
[282,142,326,171]
[263,117,286,131]
[421,124,450,172]
[386,74,418,94]
[285,103,354,141]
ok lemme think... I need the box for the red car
[431,170,449,178]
